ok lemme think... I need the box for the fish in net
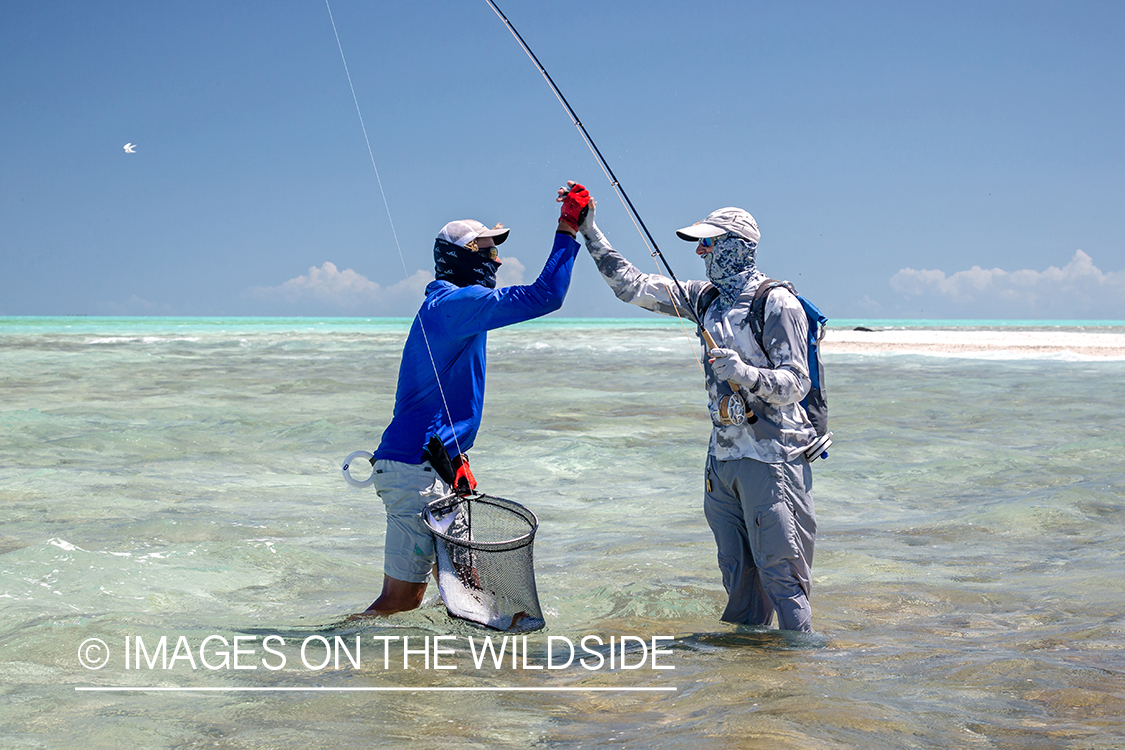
[423,493,545,632]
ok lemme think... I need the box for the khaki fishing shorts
[373,459,451,583]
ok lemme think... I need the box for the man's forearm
[582,222,690,317]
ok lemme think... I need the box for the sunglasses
[464,239,499,260]
[698,233,730,248]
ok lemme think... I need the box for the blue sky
[2,0,1123,319]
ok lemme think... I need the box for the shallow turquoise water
[2,318,1123,748]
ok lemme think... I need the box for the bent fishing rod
[485,1,755,426]
[484,0,701,330]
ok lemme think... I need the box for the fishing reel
[718,392,748,426]
[703,330,757,428]
[716,383,758,427]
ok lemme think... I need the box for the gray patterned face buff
[703,235,758,309]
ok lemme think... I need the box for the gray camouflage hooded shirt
[583,223,816,463]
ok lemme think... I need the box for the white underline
[75,686,676,693]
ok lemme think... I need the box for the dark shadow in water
[676,626,830,652]
[236,596,549,640]
[237,610,450,640]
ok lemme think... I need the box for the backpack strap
[749,279,797,367]
[695,285,721,325]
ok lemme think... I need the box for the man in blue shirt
[363,182,590,615]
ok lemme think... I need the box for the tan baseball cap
[676,207,760,244]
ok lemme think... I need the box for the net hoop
[423,494,538,553]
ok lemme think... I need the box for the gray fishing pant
[704,454,816,632]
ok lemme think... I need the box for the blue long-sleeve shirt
[373,232,580,464]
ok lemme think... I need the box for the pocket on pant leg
[753,500,800,568]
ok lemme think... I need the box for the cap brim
[478,227,510,245]
[676,222,727,241]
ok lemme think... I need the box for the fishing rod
[485,0,754,426]
[484,0,699,329]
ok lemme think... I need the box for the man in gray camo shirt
[571,185,818,632]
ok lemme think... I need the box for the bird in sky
[123,143,137,153]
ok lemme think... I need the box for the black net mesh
[423,494,545,632]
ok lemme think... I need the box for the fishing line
[485,0,760,422]
[484,0,703,340]
[325,0,466,483]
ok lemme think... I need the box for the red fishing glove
[451,454,477,496]
[558,183,590,233]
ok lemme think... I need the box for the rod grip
[700,329,740,393]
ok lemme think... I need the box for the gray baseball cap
[676,207,760,244]
[437,219,511,248]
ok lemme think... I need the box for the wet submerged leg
[710,456,817,632]
[704,456,776,627]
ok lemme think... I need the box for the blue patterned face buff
[703,235,758,310]
[434,239,501,289]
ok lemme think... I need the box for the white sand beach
[822,328,1125,359]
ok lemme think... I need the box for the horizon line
[4,314,1125,326]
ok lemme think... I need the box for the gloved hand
[709,348,761,389]
[556,181,590,233]
[451,454,477,496]
[577,193,596,235]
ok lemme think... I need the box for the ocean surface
[2,316,1124,749]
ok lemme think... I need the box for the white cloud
[496,256,526,288]
[854,294,883,315]
[889,251,1125,318]
[246,255,528,316]
[247,262,431,316]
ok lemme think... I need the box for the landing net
[423,494,545,633]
